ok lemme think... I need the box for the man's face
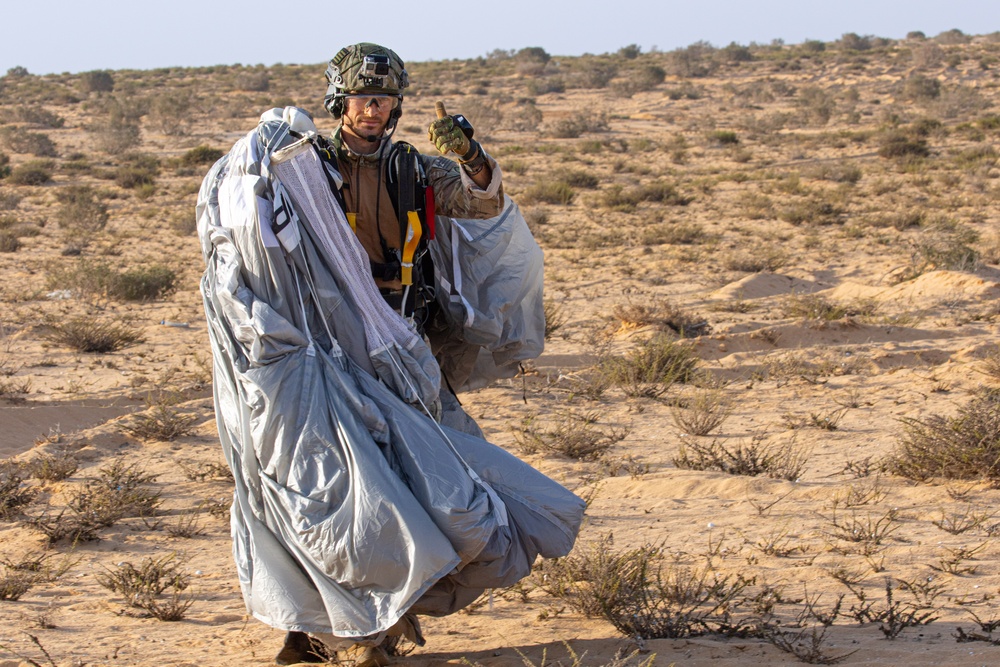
[341,94,398,143]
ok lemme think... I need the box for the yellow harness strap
[400,210,422,286]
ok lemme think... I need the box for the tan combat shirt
[333,130,504,290]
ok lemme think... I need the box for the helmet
[324,43,409,120]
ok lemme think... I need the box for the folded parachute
[196,107,584,638]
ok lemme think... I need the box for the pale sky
[2,0,997,75]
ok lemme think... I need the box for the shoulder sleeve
[422,152,504,220]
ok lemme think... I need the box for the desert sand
[2,33,1000,666]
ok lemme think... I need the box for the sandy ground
[3,36,1000,666]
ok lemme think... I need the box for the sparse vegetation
[0,462,36,520]
[42,316,144,353]
[1,34,999,665]
[600,182,690,213]
[26,458,161,543]
[29,452,79,482]
[674,432,806,481]
[55,185,109,234]
[96,553,192,621]
[597,334,698,398]
[670,387,732,436]
[7,160,52,185]
[121,395,197,441]
[514,411,630,461]
[889,389,1000,484]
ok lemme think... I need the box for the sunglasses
[344,94,400,111]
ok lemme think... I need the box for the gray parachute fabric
[197,107,584,639]
[429,196,546,393]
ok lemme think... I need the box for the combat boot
[274,630,328,665]
[336,643,390,667]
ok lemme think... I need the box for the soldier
[320,43,502,325]
[274,42,505,667]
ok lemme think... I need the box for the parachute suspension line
[295,245,337,355]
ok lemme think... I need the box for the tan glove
[428,116,473,157]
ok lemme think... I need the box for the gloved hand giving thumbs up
[428,102,479,162]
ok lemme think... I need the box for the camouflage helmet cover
[324,43,409,117]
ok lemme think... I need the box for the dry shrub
[0,231,21,252]
[596,334,697,398]
[0,565,38,601]
[459,98,504,140]
[514,411,629,461]
[612,64,666,97]
[0,127,57,157]
[55,185,108,234]
[148,94,192,136]
[639,222,706,246]
[542,111,608,138]
[72,458,160,520]
[29,451,79,482]
[982,347,1000,380]
[522,180,575,205]
[671,387,732,436]
[534,535,660,618]
[611,301,707,337]
[45,259,119,301]
[235,70,270,92]
[96,553,192,621]
[707,130,739,145]
[889,388,1000,484]
[846,577,940,640]
[179,461,233,482]
[7,161,53,185]
[892,226,980,283]
[766,602,856,665]
[565,61,618,91]
[165,509,206,538]
[722,245,787,272]
[601,182,690,213]
[543,299,566,339]
[89,117,141,154]
[0,190,19,211]
[180,145,225,166]
[42,317,144,353]
[930,86,990,120]
[79,70,114,93]
[115,152,159,189]
[0,374,31,400]
[26,459,161,543]
[0,461,36,520]
[547,535,758,639]
[781,294,848,321]
[9,105,65,129]
[553,169,599,189]
[499,101,543,133]
[122,396,197,441]
[877,130,930,159]
[87,97,147,155]
[47,259,176,302]
[674,432,806,481]
[901,74,941,102]
[802,161,863,184]
[778,197,843,226]
[113,265,177,301]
